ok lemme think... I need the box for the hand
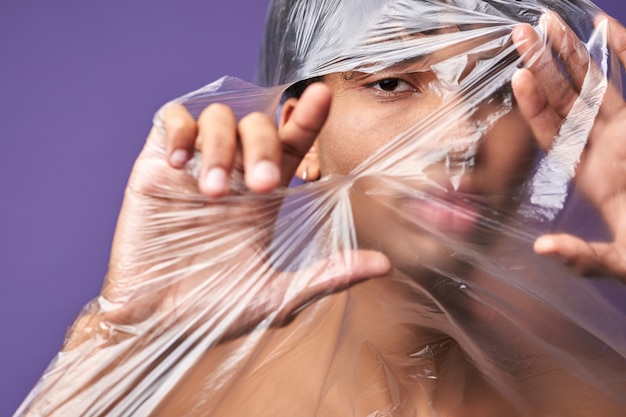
[20,82,390,415]
[165,82,330,196]
[512,13,626,279]
[64,82,391,350]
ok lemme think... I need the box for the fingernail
[534,236,556,253]
[251,160,280,185]
[203,168,228,195]
[169,149,188,167]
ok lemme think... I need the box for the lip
[401,190,481,236]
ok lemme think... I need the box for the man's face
[314,67,536,273]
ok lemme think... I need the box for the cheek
[318,108,386,175]
[317,98,435,176]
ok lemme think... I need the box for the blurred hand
[512,13,626,280]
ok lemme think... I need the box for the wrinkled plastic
[16,0,626,416]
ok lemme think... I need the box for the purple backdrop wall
[0,1,270,414]
[1,1,623,415]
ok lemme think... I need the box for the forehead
[329,27,509,87]
[336,56,431,81]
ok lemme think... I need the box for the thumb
[278,83,333,180]
[534,233,626,280]
[277,250,391,322]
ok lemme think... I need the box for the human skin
[20,11,626,417]
[165,12,626,280]
[154,13,626,414]
[312,70,536,274]
[513,14,626,277]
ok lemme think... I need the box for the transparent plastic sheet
[16,0,626,416]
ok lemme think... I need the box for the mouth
[400,190,482,236]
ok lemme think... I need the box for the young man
[17,0,626,415]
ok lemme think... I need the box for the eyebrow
[341,55,431,81]
[386,55,430,71]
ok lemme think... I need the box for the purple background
[0,1,270,414]
[0,1,623,415]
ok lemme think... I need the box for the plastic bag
[16,0,626,415]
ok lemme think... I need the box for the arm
[17,83,390,416]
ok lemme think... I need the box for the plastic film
[16,0,626,416]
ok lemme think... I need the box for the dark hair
[257,0,340,87]
[283,77,323,99]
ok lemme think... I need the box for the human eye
[370,78,417,93]
[367,77,421,97]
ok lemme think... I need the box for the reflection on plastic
[16,0,626,416]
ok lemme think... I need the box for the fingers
[197,105,283,196]
[599,14,626,68]
[196,104,238,196]
[594,13,626,118]
[511,17,579,119]
[278,83,332,182]
[512,12,625,149]
[163,103,198,169]
[239,112,282,193]
[540,13,589,94]
[511,20,573,149]
[163,102,283,197]
[534,233,626,280]
[278,250,391,322]
[511,68,561,150]
[161,83,332,197]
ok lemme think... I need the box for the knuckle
[200,103,235,122]
[197,130,235,156]
[161,102,184,119]
[162,111,196,148]
[166,113,192,134]
[239,111,274,130]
